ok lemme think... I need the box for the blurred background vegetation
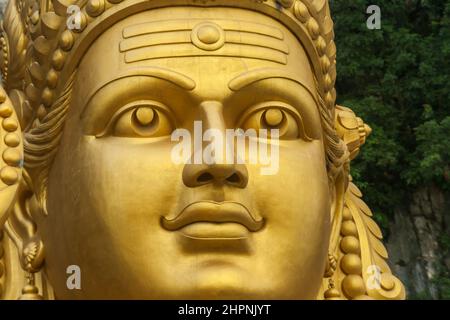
[331,0,449,299]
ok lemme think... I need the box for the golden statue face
[0,0,406,300]
[39,8,332,299]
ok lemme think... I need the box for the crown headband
[0,0,336,130]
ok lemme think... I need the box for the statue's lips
[161,201,264,239]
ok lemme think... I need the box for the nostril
[226,172,241,184]
[197,172,214,183]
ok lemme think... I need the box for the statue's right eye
[237,102,312,141]
[98,101,175,138]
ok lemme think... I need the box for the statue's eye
[239,103,310,141]
[101,102,175,138]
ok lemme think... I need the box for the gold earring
[19,241,44,300]
[324,253,341,300]
[19,272,43,300]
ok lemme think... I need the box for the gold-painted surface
[0,0,405,300]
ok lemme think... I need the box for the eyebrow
[87,66,195,99]
[228,68,317,103]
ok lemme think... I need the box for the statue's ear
[5,170,45,273]
[2,169,48,300]
[326,164,347,271]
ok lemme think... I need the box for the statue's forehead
[76,7,315,104]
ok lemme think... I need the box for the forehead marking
[120,19,289,65]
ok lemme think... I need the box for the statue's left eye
[105,102,174,138]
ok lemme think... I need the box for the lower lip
[178,222,250,240]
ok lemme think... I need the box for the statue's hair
[317,83,349,180]
[24,72,76,168]
[22,72,76,208]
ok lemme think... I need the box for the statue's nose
[182,100,248,188]
[182,162,248,188]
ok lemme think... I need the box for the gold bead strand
[339,205,367,299]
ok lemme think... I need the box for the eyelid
[96,100,175,138]
[237,101,313,141]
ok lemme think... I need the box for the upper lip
[161,201,264,232]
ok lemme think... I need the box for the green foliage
[436,234,450,299]
[431,261,450,300]
[439,233,450,252]
[438,278,450,300]
[405,112,450,187]
[331,0,450,215]
[408,290,434,300]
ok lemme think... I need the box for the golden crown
[0,0,336,130]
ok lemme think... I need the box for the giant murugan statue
[0,0,405,300]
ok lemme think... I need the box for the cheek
[44,135,183,291]
[248,140,331,288]
[251,140,331,226]
[74,137,182,248]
